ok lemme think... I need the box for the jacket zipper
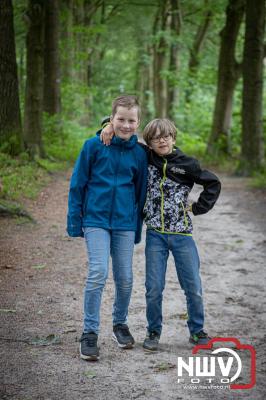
[109,148,122,226]
[159,158,167,232]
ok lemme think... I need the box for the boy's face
[149,130,175,156]
[110,106,139,141]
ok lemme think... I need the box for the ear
[110,114,113,122]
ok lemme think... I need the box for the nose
[123,121,130,129]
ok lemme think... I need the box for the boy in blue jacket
[67,95,148,361]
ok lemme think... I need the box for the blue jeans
[145,229,204,335]
[83,227,135,334]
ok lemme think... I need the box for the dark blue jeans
[145,229,204,335]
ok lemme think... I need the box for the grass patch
[0,118,97,203]
[249,172,266,189]
[0,153,51,201]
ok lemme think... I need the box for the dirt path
[0,171,265,400]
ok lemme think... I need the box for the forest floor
[0,170,266,400]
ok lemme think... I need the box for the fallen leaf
[0,309,16,313]
[153,362,176,372]
[32,264,46,269]
[179,312,188,320]
[84,370,97,378]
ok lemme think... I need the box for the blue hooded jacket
[67,134,148,244]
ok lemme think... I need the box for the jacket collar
[96,129,138,148]
[111,134,138,148]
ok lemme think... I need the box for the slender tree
[153,0,169,117]
[60,0,74,82]
[0,0,23,155]
[24,0,45,158]
[43,0,61,115]
[185,5,213,104]
[240,0,265,174]
[167,0,182,119]
[206,0,244,156]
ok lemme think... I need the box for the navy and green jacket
[143,146,221,234]
[67,134,148,244]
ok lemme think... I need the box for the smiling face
[110,106,140,141]
[149,129,175,156]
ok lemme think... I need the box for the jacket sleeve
[67,140,94,237]
[191,160,221,216]
[134,149,148,244]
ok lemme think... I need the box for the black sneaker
[79,332,99,361]
[189,330,211,346]
[112,324,135,349]
[143,331,160,352]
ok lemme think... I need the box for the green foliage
[7,0,265,182]
[176,130,206,160]
[249,171,266,189]
[0,152,50,201]
[43,113,93,163]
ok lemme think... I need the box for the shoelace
[81,334,97,346]
[197,330,208,338]
[118,325,130,336]
[149,331,159,339]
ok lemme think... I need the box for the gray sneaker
[112,324,135,349]
[143,331,160,352]
[79,332,99,361]
[189,330,211,346]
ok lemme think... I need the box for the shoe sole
[143,345,158,352]
[112,333,134,349]
[79,344,99,361]
[189,338,212,347]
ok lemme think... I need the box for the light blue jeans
[83,227,135,334]
[145,229,204,335]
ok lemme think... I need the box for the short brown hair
[112,95,141,119]
[143,118,177,145]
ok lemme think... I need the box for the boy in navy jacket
[67,95,147,360]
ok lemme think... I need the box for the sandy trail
[0,171,265,399]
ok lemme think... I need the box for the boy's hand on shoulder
[100,123,114,146]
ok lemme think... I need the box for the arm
[190,161,221,215]
[67,140,94,237]
[134,149,148,244]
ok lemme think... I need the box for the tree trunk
[73,0,86,83]
[60,0,74,82]
[185,6,212,104]
[206,0,244,156]
[0,0,23,155]
[240,0,265,174]
[43,0,61,115]
[24,0,45,159]
[153,0,169,118]
[167,0,182,119]
[135,44,153,126]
